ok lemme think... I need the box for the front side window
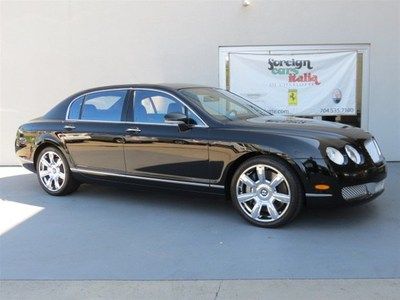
[133,90,203,125]
[80,90,127,121]
[179,88,270,121]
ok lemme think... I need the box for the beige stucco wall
[1,0,399,164]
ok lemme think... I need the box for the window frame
[65,87,208,127]
[67,95,85,120]
[128,88,208,127]
[65,88,131,123]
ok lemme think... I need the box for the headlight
[372,138,382,156]
[326,147,345,165]
[345,145,362,164]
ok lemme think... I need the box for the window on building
[219,45,370,129]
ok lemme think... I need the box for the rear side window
[80,90,127,121]
[68,95,84,119]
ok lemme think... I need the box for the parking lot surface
[1,163,399,280]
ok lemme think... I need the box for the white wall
[1,0,399,164]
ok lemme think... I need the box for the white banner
[229,51,357,116]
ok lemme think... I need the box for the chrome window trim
[70,167,224,188]
[65,88,132,122]
[62,119,185,126]
[65,87,209,128]
[132,88,208,128]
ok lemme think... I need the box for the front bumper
[341,180,385,203]
[294,158,387,207]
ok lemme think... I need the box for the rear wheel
[36,147,80,196]
[230,156,303,228]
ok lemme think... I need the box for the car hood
[226,115,371,141]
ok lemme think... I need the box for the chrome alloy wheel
[236,164,291,222]
[38,151,66,192]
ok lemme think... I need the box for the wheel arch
[33,138,69,170]
[224,151,306,198]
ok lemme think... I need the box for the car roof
[42,83,215,121]
[74,83,211,95]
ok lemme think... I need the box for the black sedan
[15,84,387,227]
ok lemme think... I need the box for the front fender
[209,131,324,187]
[254,134,323,159]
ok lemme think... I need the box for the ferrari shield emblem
[288,89,298,106]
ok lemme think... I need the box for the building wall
[1,0,399,164]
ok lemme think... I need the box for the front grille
[364,139,381,163]
[341,180,385,201]
[342,184,368,200]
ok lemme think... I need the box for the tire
[36,146,80,196]
[230,155,304,228]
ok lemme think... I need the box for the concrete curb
[1,279,400,300]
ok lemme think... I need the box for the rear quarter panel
[15,120,70,170]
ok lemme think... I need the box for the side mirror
[164,112,193,131]
[164,112,187,123]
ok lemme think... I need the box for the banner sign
[229,51,357,116]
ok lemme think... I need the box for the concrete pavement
[1,164,399,280]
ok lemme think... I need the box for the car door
[123,89,209,184]
[62,89,129,173]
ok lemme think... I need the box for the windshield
[179,88,270,121]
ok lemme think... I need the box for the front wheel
[230,156,304,228]
[36,146,80,196]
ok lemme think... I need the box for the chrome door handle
[64,125,75,130]
[125,127,141,133]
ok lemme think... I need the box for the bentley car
[15,84,387,227]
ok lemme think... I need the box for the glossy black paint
[15,84,387,205]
